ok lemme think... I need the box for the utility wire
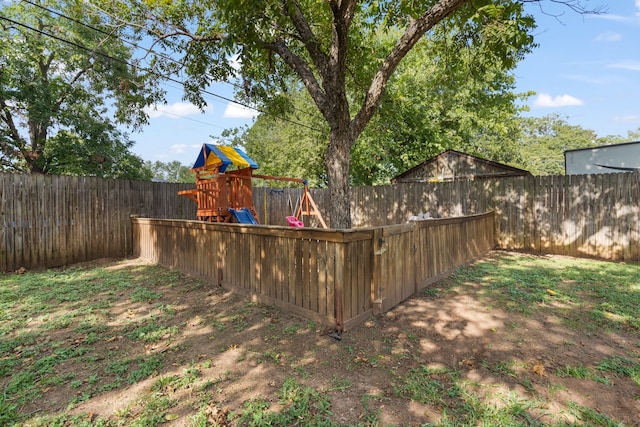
[18,0,324,129]
[0,15,217,131]
[1,13,323,133]
[19,0,251,110]
[145,106,229,129]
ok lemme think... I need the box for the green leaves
[235,88,328,187]
[350,9,534,184]
[227,1,537,186]
[0,0,161,176]
[145,160,195,183]
[515,114,600,175]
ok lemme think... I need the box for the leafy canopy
[225,89,328,188]
[145,160,196,183]
[351,19,533,184]
[0,0,161,178]
[232,6,535,186]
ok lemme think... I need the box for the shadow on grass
[1,253,638,426]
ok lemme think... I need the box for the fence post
[371,227,386,316]
[334,241,345,332]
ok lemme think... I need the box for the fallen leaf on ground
[533,362,547,376]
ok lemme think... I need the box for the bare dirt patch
[4,252,639,426]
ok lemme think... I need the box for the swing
[293,183,327,228]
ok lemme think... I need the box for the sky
[514,0,640,136]
[128,1,640,166]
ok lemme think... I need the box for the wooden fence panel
[134,219,413,330]
[351,173,640,260]
[132,219,381,328]
[130,212,493,329]
[0,174,196,272]
[341,237,374,327]
[369,212,496,314]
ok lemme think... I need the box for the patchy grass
[1,253,638,426]
[451,253,640,330]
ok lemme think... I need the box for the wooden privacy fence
[372,213,495,312]
[3,171,638,273]
[0,173,195,272]
[255,172,640,261]
[132,211,495,330]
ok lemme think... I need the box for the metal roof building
[564,141,640,175]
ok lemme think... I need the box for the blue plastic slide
[229,208,258,224]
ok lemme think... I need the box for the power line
[79,0,322,119]
[7,6,244,130]
[0,14,222,132]
[17,0,324,130]
[0,13,324,133]
[144,106,229,130]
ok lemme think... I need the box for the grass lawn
[0,252,639,426]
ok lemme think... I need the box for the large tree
[514,114,638,175]
[98,0,595,227]
[237,21,532,187]
[0,0,161,178]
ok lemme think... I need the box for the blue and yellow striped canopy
[192,144,259,172]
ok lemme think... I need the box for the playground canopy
[192,144,259,172]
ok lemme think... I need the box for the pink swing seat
[286,216,304,227]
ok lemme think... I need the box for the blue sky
[515,0,640,137]
[130,1,640,166]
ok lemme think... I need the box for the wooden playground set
[178,144,327,228]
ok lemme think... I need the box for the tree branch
[350,0,470,139]
[52,64,93,115]
[321,0,356,127]
[522,0,607,15]
[336,0,358,28]
[327,0,354,73]
[264,40,329,114]
[0,97,25,147]
[283,0,330,78]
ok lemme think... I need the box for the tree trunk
[326,130,352,229]
[27,120,47,174]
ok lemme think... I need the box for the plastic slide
[229,208,258,224]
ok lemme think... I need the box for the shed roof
[392,149,531,183]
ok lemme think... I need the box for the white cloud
[637,0,640,15]
[612,114,640,123]
[144,102,206,119]
[594,32,622,42]
[608,61,640,71]
[223,102,258,119]
[171,144,188,154]
[592,12,640,23]
[532,93,584,108]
